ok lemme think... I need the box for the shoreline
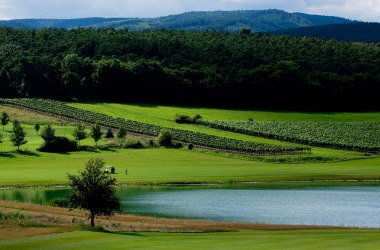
[0,200,378,232]
[1,179,380,190]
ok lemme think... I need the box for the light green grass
[0,148,379,186]
[1,230,380,250]
[69,102,380,122]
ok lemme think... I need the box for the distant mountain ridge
[0,9,354,32]
[272,22,380,43]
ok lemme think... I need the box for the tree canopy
[67,158,121,227]
[0,28,379,110]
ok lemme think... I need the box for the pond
[1,185,380,228]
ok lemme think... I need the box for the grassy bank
[1,201,379,250]
[1,229,380,250]
[0,148,379,186]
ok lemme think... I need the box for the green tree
[41,124,55,142]
[73,124,87,147]
[158,129,172,147]
[105,128,114,139]
[117,127,127,140]
[67,158,121,227]
[10,120,27,151]
[34,123,41,135]
[90,123,103,146]
[1,112,10,131]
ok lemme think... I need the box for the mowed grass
[67,102,380,154]
[1,229,380,250]
[0,148,379,186]
[69,102,380,122]
[0,104,379,186]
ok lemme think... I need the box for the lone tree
[41,124,55,143]
[73,124,87,147]
[105,128,114,139]
[158,129,173,147]
[10,120,27,151]
[67,158,121,227]
[90,123,103,146]
[34,123,41,135]
[1,112,10,131]
[117,127,127,140]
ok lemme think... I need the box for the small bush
[51,198,70,208]
[38,136,77,152]
[105,128,114,139]
[175,114,192,124]
[175,114,202,124]
[123,138,145,149]
[158,129,173,147]
[188,144,194,150]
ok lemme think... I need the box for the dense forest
[272,23,380,43]
[0,10,353,32]
[0,27,379,110]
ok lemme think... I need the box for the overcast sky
[0,0,379,21]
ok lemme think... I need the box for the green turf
[0,147,379,186]
[69,102,380,122]
[1,230,380,250]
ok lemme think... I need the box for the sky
[0,0,379,21]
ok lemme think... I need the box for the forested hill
[272,23,380,43]
[0,10,354,32]
[0,28,379,110]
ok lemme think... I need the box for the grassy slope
[68,102,380,122]
[1,148,379,186]
[67,102,375,159]
[0,104,379,186]
[1,230,380,250]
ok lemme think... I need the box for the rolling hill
[272,22,380,43]
[0,9,354,32]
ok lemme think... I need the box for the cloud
[0,0,378,21]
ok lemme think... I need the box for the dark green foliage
[117,127,127,139]
[272,23,380,43]
[90,123,103,146]
[51,198,70,208]
[158,129,173,147]
[105,128,114,139]
[0,98,310,154]
[38,136,77,152]
[1,112,10,131]
[201,120,380,152]
[40,124,55,143]
[0,133,3,144]
[188,144,194,150]
[34,123,40,135]
[0,28,378,110]
[73,124,87,147]
[175,114,202,124]
[67,158,121,227]
[10,120,27,150]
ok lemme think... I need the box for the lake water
[1,185,380,228]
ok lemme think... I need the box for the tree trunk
[90,212,95,227]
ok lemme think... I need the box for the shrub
[41,125,56,142]
[38,136,78,152]
[175,114,192,124]
[158,129,173,147]
[105,128,114,138]
[51,198,70,208]
[175,114,202,124]
[188,144,194,150]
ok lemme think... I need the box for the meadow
[1,103,380,249]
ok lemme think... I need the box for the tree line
[0,27,379,110]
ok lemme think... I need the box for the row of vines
[199,120,380,152]
[0,98,310,155]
